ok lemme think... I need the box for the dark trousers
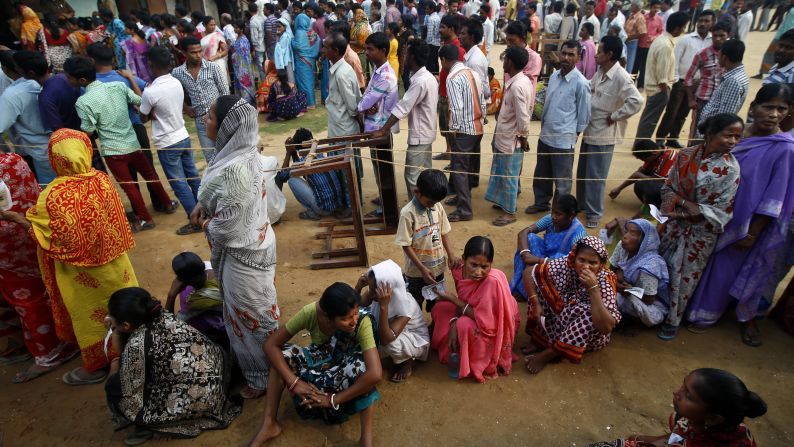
[449,133,480,216]
[132,123,165,210]
[427,45,440,74]
[635,90,671,142]
[470,135,482,188]
[406,273,445,312]
[633,178,665,207]
[104,150,172,222]
[635,47,650,88]
[656,80,690,142]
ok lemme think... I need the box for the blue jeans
[287,177,330,217]
[18,146,56,185]
[626,39,639,74]
[194,117,216,163]
[255,50,266,83]
[157,137,200,218]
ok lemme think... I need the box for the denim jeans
[194,117,216,163]
[158,137,200,218]
[255,50,266,83]
[288,177,330,216]
[626,39,638,74]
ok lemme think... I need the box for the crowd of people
[1,0,793,446]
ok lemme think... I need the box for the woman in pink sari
[431,236,520,383]
[200,17,230,85]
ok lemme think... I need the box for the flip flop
[492,215,517,226]
[586,218,600,229]
[124,429,154,446]
[62,367,108,386]
[657,324,678,341]
[524,205,548,215]
[686,323,709,334]
[741,325,763,347]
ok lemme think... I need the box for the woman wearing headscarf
[190,96,280,400]
[291,13,320,109]
[274,18,295,85]
[355,259,430,383]
[0,153,77,383]
[350,8,371,80]
[0,129,138,385]
[522,236,621,374]
[99,8,129,69]
[18,4,45,52]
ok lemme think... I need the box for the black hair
[505,20,527,39]
[78,16,94,31]
[319,282,361,319]
[204,15,215,25]
[561,39,581,53]
[147,45,172,71]
[249,2,259,13]
[552,194,579,215]
[697,113,744,138]
[0,50,16,71]
[99,7,114,20]
[387,21,400,36]
[504,46,529,70]
[553,1,564,12]
[176,5,188,17]
[664,11,688,31]
[481,3,491,14]
[690,368,767,427]
[416,169,448,201]
[425,0,438,12]
[406,38,429,67]
[600,35,623,62]
[463,18,484,43]
[565,2,577,14]
[87,42,114,65]
[63,55,96,82]
[13,50,47,77]
[527,1,538,12]
[215,95,240,128]
[233,19,246,30]
[441,14,459,33]
[151,14,163,30]
[293,1,304,9]
[180,36,202,50]
[328,32,349,55]
[44,14,62,40]
[291,127,314,146]
[581,21,594,36]
[125,20,146,39]
[182,22,196,34]
[162,14,176,28]
[330,20,351,36]
[191,11,204,22]
[711,21,732,34]
[463,236,495,262]
[438,43,460,61]
[366,31,390,53]
[752,83,792,107]
[266,3,277,14]
[720,39,745,63]
[276,69,293,93]
[699,9,716,20]
[586,0,596,6]
[172,252,207,287]
[780,28,794,43]
[632,139,661,160]
[108,287,162,327]
[649,0,661,5]
[488,66,495,76]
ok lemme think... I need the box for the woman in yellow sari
[0,129,138,385]
[350,8,371,80]
[18,4,45,51]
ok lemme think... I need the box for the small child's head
[462,236,495,281]
[319,282,361,333]
[487,66,495,80]
[550,194,578,230]
[632,139,662,162]
[172,252,207,289]
[414,169,448,207]
[108,287,162,333]
[291,127,314,145]
[674,368,767,429]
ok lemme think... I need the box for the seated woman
[522,236,621,374]
[586,368,767,447]
[105,287,241,445]
[608,140,678,212]
[510,194,586,300]
[165,252,228,349]
[250,283,381,447]
[266,68,307,121]
[355,259,430,383]
[256,60,279,113]
[609,219,669,332]
[431,236,520,383]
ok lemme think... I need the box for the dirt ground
[1,30,793,447]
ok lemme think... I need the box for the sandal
[124,428,154,446]
[524,205,548,215]
[299,210,322,221]
[13,364,60,384]
[586,218,600,229]
[365,208,383,218]
[161,200,179,214]
[686,323,709,334]
[657,324,678,341]
[62,367,108,386]
[740,323,762,347]
[492,214,517,226]
[444,196,458,206]
[448,211,473,222]
[175,223,203,235]
[138,221,156,231]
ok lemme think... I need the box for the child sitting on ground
[509,194,586,300]
[486,66,502,115]
[608,140,678,212]
[165,252,228,348]
[355,259,430,383]
[395,169,460,311]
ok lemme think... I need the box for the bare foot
[249,420,283,447]
[240,386,267,399]
[390,360,414,383]
[525,349,558,374]
[12,363,59,384]
[359,435,374,447]
[520,343,542,355]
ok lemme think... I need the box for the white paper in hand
[625,287,645,299]
[422,282,446,302]
[649,204,669,224]
[599,228,613,245]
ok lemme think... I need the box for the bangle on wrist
[330,393,340,410]
[519,249,531,256]
[449,317,459,324]
[588,284,599,291]
[202,218,211,230]
[288,376,300,391]
[462,303,470,315]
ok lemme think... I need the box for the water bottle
[448,352,460,379]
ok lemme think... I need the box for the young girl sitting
[267,69,307,121]
[609,219,669,333]
[355,259,430,383]
[165,252,228,348]
[587,368,767,447]
[249,283,381,447]
[510,194,586,300]
[105,287,240,446]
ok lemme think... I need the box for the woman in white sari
[356,259,430,383]
[201,16,230,84]
[191,96,279,399]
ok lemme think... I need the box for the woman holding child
[431,236,520,383]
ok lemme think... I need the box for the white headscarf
[369,259,422,321]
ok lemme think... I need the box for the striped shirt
[684,46,723,102]
[357,62,399,132]
[764,60,794,85]
[446,62,485,136]
[425,12,441,46]
[698,65,749,125]
[172,60,230,118]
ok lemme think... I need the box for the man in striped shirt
[441,44,485,222]
[698,39,749,128]
[764,29,794,84]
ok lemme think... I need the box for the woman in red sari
[431,236,520,383]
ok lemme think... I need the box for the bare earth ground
[1,31,793,447]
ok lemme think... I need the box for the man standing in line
[697,39,749,128]
[326,32,363,138]
[579,1,602,40]
[577,36,644,228]
[433,15,466,161]
[264,4,280,61]
[764,29,794,84]
[526,40,591,217]
[684,20,728,132]
[249,3,266,84]
[172,37,230,163]
[656,10,713,148]
[460,19,489,189]
[504,21,542,88]
[633,12,690,144]
[441,44,485,222]
[373,40,438,196]
[424,1,442,74]
[480,4,495,56]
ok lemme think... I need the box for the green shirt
[76,80,141,156]
[285,302,376,351]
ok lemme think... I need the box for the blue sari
[510,215,587,299]
[291,14,320,107]
[109,18,128,69]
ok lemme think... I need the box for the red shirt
[641,148,678,178]
[640,13,664,48]
[438,37,466,97]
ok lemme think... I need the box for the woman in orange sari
[257,60,280,113]
[18,4,45,52]
[0,129,138,385]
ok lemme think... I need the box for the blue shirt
[540,67,592,149]
[94,70,146,125]
[0,78,50,150]
[38,73,80,131]
[278,152,348,211]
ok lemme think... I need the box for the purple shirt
[576,39,598,80]
[38,73,80,131]
[357,62,399,132]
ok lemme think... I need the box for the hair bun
[744,391,768,419]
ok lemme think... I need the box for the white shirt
[391,67,439,145]
[462,0,481,17]
[614,11,626,28]
[139,74,190,148]
[222,24,237,45]
[464,45,490,100]
[579,14,601,41]
[674,31,712,81]
[482,17,495,55]
[737,11,753,42]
